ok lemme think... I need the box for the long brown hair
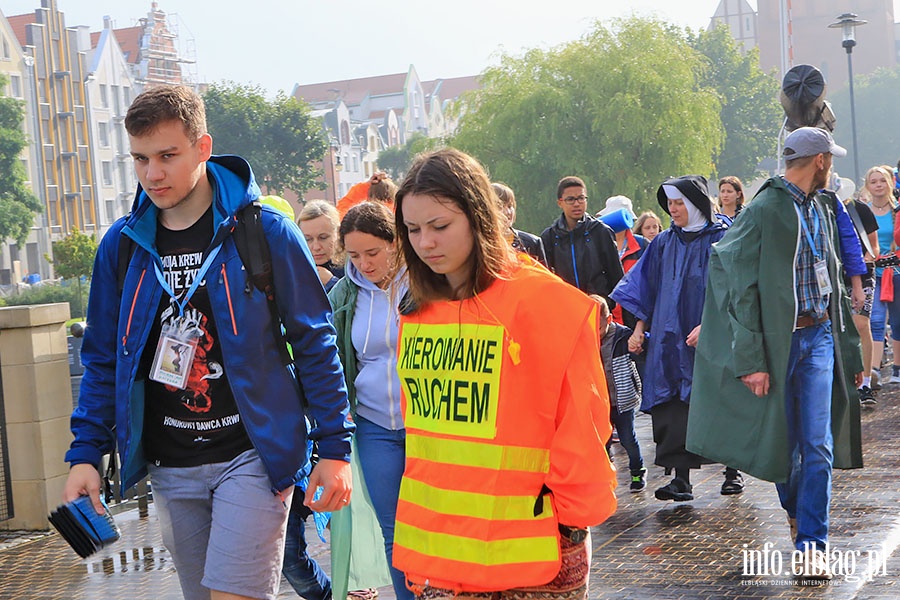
[395,148,514,305]
[717,175,745,211]
[632,210,662,236]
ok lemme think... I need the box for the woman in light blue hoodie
[328,202,412,600]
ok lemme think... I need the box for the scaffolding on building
[130,2,196,87]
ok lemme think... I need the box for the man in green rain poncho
[688,128,865,581]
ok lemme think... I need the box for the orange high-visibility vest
[394,262,617,592]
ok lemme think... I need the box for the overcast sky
[2,1,897,95]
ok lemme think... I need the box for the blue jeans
[355,415,414,600]
[283,497,331,600]
[869,271,900,342]
[608,407,644,473]
[775,321,834,552]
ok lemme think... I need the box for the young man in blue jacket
[62,85,354,600]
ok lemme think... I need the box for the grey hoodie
[347,260,408,430]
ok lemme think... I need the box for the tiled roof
[7,13,36,47]
[7,13,142,65]
[423,75,481,102]
[110,26,143,63]
[294,72,408,106]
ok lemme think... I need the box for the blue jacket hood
[124,155,259,250]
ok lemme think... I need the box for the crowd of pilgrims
[281,154,900,598]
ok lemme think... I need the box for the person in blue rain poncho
[610,175,733,502]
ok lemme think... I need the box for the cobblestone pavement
[1,386,897,599]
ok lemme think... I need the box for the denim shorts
[149,448,292,600]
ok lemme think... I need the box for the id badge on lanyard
[796,203,832,297]
[148,246,221,389]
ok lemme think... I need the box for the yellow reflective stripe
[401,478,554,521]
[406,435,549,473]
[395,521,558,566]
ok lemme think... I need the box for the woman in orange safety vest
[392,148,617,599]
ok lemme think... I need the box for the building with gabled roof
[293,65,479,204]
[423,74,480,138]
[709,0,758,52]
[295,66,431,143]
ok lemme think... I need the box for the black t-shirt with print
[140,205,253,467]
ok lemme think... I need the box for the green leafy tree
[49,229,97,279]
[47,229,97,318]
[829,65,900,184]
[451,17,723,233]
[689,23,781,183]
[376,132,443,180]
[0,74,42,246]
[376,143,410,181]
[203,82,327,196]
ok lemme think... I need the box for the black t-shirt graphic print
[141,206,253,467]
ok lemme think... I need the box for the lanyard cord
[794,202,821,260]
[153,245,223,317]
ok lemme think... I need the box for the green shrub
[3,280,90,319]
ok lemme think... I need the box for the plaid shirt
[783,177,830,319]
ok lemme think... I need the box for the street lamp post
[828,13,867,184]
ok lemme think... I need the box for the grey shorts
[149,448,292,600]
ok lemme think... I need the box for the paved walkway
[1,386,898,599]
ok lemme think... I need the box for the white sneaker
[888,371,900,384]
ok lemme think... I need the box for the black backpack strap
[233,202,292,366]
[845,201,875,258]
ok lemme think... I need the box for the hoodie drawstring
[361,291,375,356]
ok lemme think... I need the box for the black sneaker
[654,477,693,501]
[630,468,647,492]
[721,468,744,495]
[859,385,877,407]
